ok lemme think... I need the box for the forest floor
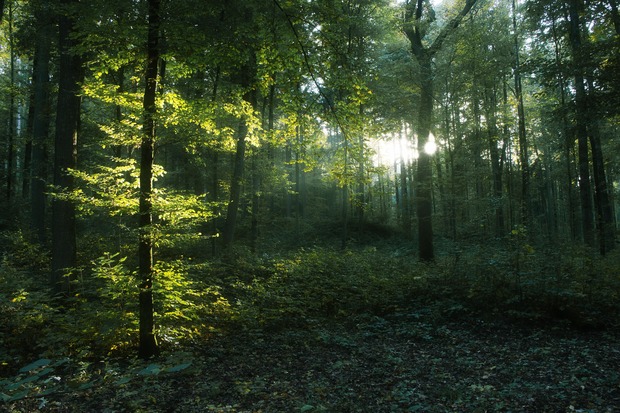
[5,308,620,413]
[3,228,620,412]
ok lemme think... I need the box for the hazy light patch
[373,134,417,167]
[424,133,437,155]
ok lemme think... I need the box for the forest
[0,0,619,411]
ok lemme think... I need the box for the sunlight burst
[424,133,437,155]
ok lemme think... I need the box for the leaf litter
[4,310,619,412]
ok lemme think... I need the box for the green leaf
[39,386,58,396]
[166,363,192,373]
[19,358,52,373]
[8,390,29,402]
[138,364,161,376]
[78,382,95,390]
[115,377,132,385]
[301,405,315,412]
[52,358,70,367]
[37,367,54,377]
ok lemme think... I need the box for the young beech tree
[139,0,161,359]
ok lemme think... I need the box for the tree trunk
[400,158,411,238]
[250,154,260,253]
[30,2,53,245]
[487,89,504,237]
[551,15,578,240]
[138,0,161,359]
[6,1,15,201]
[222,62,257,249]
[341,128,349,250]
[51,0,83,294]
[416,54,435,261]
[512,0,530,228]
[586,85,616,254]
[22,98,34,198]
[568,0,595,247]
[222,110,248,249]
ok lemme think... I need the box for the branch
[428,0,478,57]
[273,0,350,140]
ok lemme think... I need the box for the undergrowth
[1,228,620,404]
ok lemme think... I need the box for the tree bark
[512,0,530,228]
[587,88,616,254]
[551,15,578,240]
[487,88,504,237]
[138,0,161,359]
[416,54,435,261]
[568,0,595,247]
[22,97,34,198]
[30,1,53,245]
[6,1,15,201]
[222,61,257,249]
[51,0,83,294]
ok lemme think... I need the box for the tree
[567,0,595,248]
[4,0,15,202]
[138,0,161,359]
[220,2,259,250]
[30,0,52,245]
[512,0,530,228]
[51,0,83,294]
[403,0,477,261]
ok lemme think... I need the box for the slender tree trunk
[22,97,34,198]
[138,0,161,359]
[210,67,220,257]
[512,0,530,228]
[285,143,292,218]
[356,106,365,227]
[222,111,248,249]
[551,16,578,240]
[294,126,300,228]
[6,1,15,201]
[586,83,615,254]
[487,88,504,237]
[250,154,260,253]
[51,0,83,294]
[210,151,219,256]
[394,158,400,224]
[568,0,595,247]
[30,2,52,244]
[299,123,307,220]
[401,157,411,238]
[341,128,349,250]
[222,62,256,249]
[113,67,125,159]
